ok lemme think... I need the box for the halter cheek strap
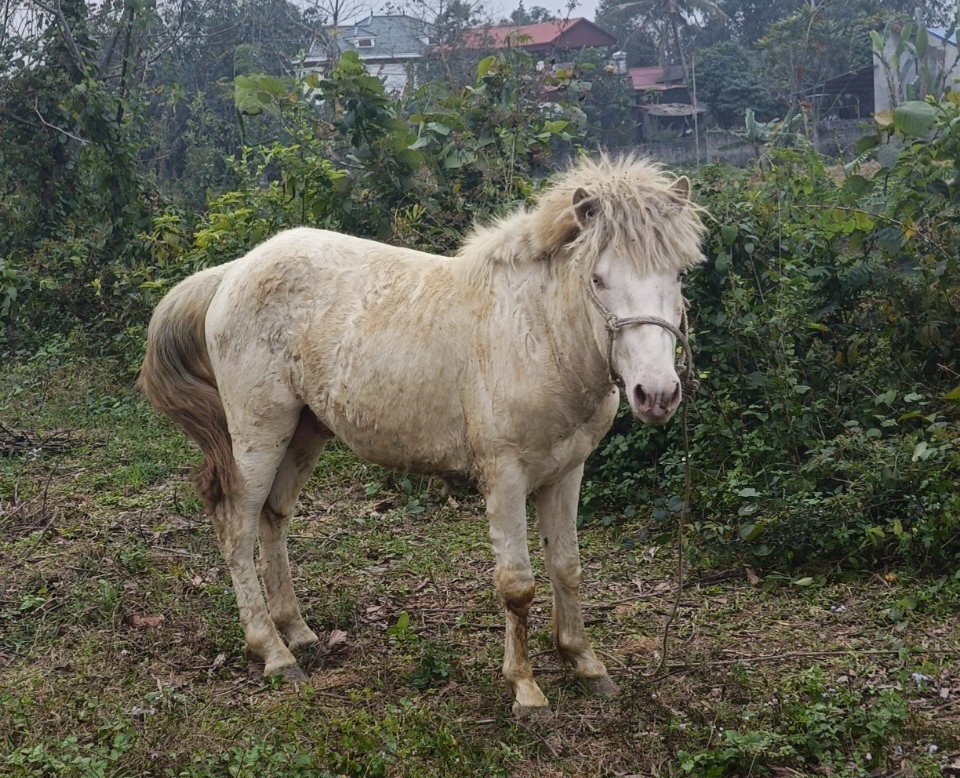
[586,281,699,397]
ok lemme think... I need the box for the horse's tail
[138,265,237,514]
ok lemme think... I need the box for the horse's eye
[677,270,687,282]
[592,274,605,290]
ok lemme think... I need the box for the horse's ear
[671,176,691,202]
[572,187,597,226]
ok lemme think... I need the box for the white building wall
[874,32,960,111]
[368,62,409,94]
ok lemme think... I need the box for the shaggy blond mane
[458,154,707,281]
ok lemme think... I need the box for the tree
[696,40,782,127]
[757,4,871,124]
[594,0,659,67]
[609,0,727,68]
[716,0,802,45]
[499,4,555,25]
[605,0,727,161]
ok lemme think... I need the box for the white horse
[139,155,706,715]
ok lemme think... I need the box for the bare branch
[34,97,88,143]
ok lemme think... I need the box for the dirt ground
[2,358,959,777]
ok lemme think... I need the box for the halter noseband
[585,280,699,397]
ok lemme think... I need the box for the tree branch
[28,0,88,74]
[34,98,88,144]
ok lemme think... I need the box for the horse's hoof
[287,632,320,656]
[581,674,620,696]
[268,663,308,683]
[512,701,552,719]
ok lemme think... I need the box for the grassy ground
[1,349,959,778]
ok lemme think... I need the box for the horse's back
[202,227,476,475]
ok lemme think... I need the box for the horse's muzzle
[630,381,681,425]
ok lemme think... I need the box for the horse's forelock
[548,155,708,275]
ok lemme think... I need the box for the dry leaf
[327,630,348,651]
[124,613,165,628]
[746,567,761,586]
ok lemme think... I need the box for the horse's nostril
[670,382,681,404]
[634,385,647,406]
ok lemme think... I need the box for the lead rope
[585,282,698,680]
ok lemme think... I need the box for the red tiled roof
[463,18,616,49]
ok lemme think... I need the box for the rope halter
[585,280,700,398]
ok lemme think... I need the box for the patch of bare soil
[1,446,959,777]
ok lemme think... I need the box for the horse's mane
[457,154,707,283]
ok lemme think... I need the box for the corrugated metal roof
[928,27,957,46]
[627,65,685,91]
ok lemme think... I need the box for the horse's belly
[336,422,471,475]
[312,383,473,477]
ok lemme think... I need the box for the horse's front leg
[534,464,618,696]
[486,467,549,715]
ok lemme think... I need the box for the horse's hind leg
[534,465,618,696]
[258,407,332,654]
[212,400,304,679]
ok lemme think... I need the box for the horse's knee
[551,559,582,592]
[496,567,535,616]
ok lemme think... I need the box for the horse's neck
[500,261,612,403]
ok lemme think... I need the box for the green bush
[583,96,960,569]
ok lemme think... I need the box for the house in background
[301,14,435,95]
[463,18,617,54]
[873,25,959,111]
[629,65,703,141]
[801,66,875,120]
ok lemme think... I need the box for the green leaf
[876,141,901,169]
[740,523,763,542]
[714,251,730,276]
[843,175,872,196]
[893,101,937,137]
[792,577,814,587]
[426,121,451,136]
[477,56,496,78]
[737,487,759,498]
[943,386,960,401]
[915,25,928,58]
[541,119,569,134]
[720,224,738,245]
[855,134,879,154]
[234,74,288,116]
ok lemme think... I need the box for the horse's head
[570,172,705,426]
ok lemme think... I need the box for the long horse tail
[138,265,237,514]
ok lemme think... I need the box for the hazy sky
[488,0,601,22]
[342,0,603,27]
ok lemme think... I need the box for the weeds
[1,354,958,777]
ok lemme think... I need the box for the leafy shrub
[677,666,909,776]
[584,96,960,569]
